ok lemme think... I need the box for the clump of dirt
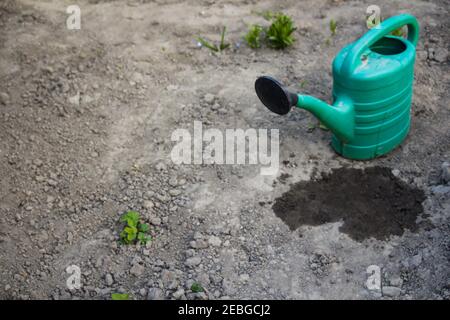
[272,167,426,241]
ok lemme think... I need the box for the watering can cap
[255,76,298,115]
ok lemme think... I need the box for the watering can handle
[341,14,419,77]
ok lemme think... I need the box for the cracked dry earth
[0,0,449,300]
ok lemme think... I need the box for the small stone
[204,93,215,104]
[239,274,250,282]
[47,179,57,187]
[411,253,422,267]
[139,288,147,296]
[168,178,178,187]
[161,270,178,289]
[208,235,222,247]
[0,92,9,105]
[391,169,400,177]
[431,185,450,195]
[193,232,203,240]
[33,159,43,167]
[169,189,181,196]
[149,216,162,226]
[105,274,114,286]
[440,162,450,184]
[434,47,448,63]
[68,92,80,106]
[130,264,145,276]
[147,287,164,300]
[185,257,201,267]
[382,286,401,297]
[389,276,403,287]
[143,200,154,209]
[190,240,208,249]
[197,273,210,286]
[172,288,185,300]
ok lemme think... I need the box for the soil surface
[0,0,449,300]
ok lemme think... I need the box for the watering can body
[255,14,420,160]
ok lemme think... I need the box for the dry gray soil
[0,0,449,300]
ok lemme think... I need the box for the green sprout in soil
[244,24,263,49]
[390,26,405,37]
[325,19,338,46]
[299,79,308,89]
[266,13,296,49]
[376,17,405,37]
[111,293,130,300]
[197,26,230,53]
[191,282,204,293]
[119,211,152,245]
[329,19,337,36]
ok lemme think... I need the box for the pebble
[389,276,403,287]
[68,92,80,106]
[172,288,185,300]
[139,288,147,296]
[434,48,448,63]
[0,92,9,105]
[382,286,401,297]
[143,200,154,209]
[47,179,57,187]
[130,263,145,276]
[190,239,208,249]
[208,235,222,247]
[169,189,181,196]
[440,162,450,184]
[105,273,114,286]
[204,93,215,104]
[391,169,400,177]
[147,287,164,300]
[185,257,201,267]
[197,273,210,286]
[161,270,178,289]
[149,215,162,226]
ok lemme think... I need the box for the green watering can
[255,14,419,160]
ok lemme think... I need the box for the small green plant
[119,211,151,245]
[244,24,263,49]
[376,17,405,37]
[111,293,130,300]
[191,282,204,293]
[197,26,230,53]
[266,13,296,49]
[261,10,276,21]
[329,19,337,36]
[390,27,405,37]
[299,80,308,89]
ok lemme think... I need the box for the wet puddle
[272,166,426,241]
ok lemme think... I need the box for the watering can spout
[297,94,354,142]
[255,76,354,142]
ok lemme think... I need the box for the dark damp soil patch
[272,166,426,241]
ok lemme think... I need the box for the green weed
[329,19,337,36]
[191,282,204,293]
[119,211,152,245]
[111,293,130,300]
[197,27,230,53]
[266,13,296,49]
[244,24,263,49]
